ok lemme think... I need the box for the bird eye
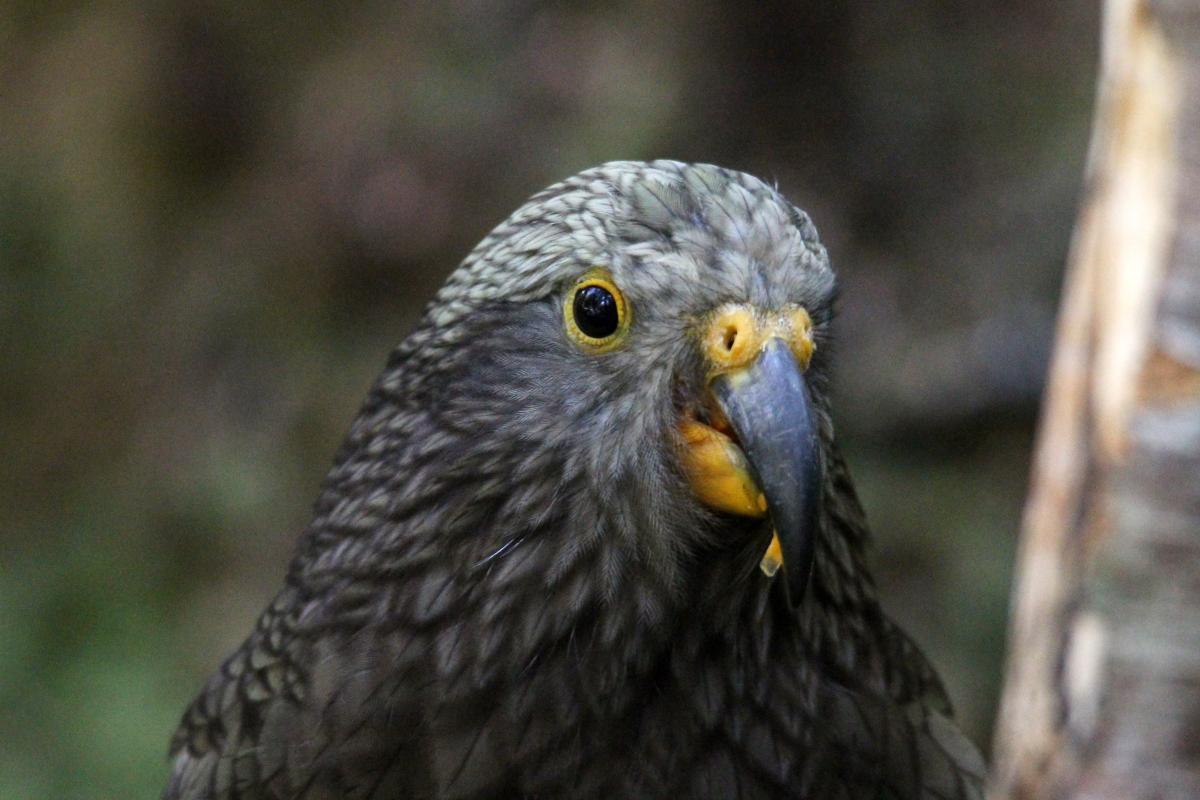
[574,286,618,337]
[564,270,629,351]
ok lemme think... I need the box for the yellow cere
[703,305,760,372]
[563,268,631,352]
[701,303,814,377]
[785,306,814,369]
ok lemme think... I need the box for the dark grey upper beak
[711,339,823,608]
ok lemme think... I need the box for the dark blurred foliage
[0,2,1096,796]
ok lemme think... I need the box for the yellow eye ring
[564,269,630,352]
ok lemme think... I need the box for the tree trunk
[988,1,1200,799]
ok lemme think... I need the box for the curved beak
[710,339,823,608]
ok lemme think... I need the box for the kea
[166,161,986,799]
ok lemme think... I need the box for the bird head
[329,161,840,640]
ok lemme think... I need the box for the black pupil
[573,285,619,339]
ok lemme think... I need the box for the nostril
[705,305,757,368]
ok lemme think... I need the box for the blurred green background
[1,3,1097,797]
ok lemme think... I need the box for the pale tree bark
[989,1,1200,799]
